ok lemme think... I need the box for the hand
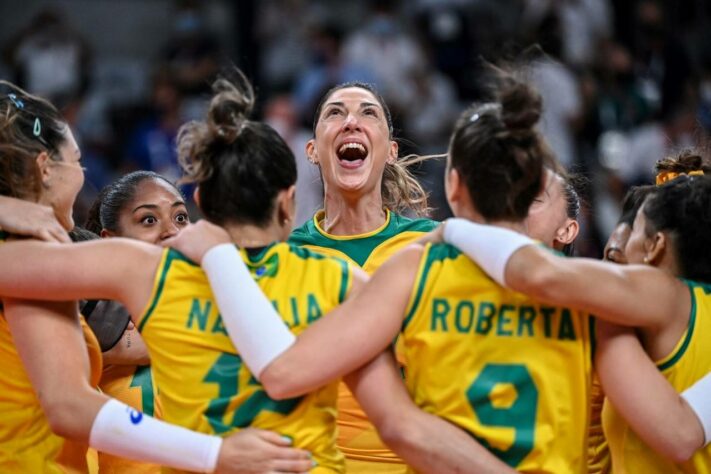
[214,428,312,474]
[0,196,70,243]
[162,220,232,264]
[414,223,445,246]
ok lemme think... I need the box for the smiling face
[307,87,397,200]
[108,178,189,244]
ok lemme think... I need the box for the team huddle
[0,65,710,474]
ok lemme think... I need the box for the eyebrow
[132,201,185,213]
[323,101,381,110]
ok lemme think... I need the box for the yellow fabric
[138,243,353,474]
[98,364,162,473]
[603,280,711,474]
[290,210,436,472]
[587,372,611,474]
[401,243,593,473]
[0,307,102,473]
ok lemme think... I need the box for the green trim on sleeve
[657,281,697,371]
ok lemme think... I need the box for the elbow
[260,364,303,400]
[665,431,703,463]
[375,413,419,454]
[43,395,84,439]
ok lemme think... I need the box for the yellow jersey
[290,210,436,473]
[98,363,161,473]
[588,372,611,474]
[603,279,711,473]
[400,243,593,473]
[137,243,354,474]
[0,231,103,473]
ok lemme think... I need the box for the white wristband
[682,372,711,445]
[89,399,222,472]
[443,218,534,287]
[202,244,295,377]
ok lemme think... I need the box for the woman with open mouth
[289,82,436,473]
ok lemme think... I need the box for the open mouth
[336,141,368,168]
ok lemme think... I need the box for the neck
[321,188,387,235]
[223,221,283,248]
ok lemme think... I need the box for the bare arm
[441,219,688,329]
[595,320,704,462]
[0,239,161,324]
[261,245,423,399]
[4,300,312,473]
[5,298,109,439]
[505,246,688,329]
[345,350,515,474]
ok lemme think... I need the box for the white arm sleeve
[201,244,295,377]
[443,218,534,287]
[89,399,222,472]
[682,371,711,445]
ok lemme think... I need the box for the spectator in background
[523,0,612,68]
[342,0,426,114]
[124,69,183,183]
[263,94,322,227]
[632,0,693,120]
[161,0,222,120]
[293,23,376,123]
[529,11,582,169]
[4,8,91,108]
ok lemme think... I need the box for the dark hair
[449,70,553,221]
[654,149,711,183]
[312,81,429,215]
[0,81,69,200]
[557,171,584,256]
[642,175,711,282]
[618,185,655,227]
[178,71,297,226]
[69,226,100,243]
[85,171,183,235]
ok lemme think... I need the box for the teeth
[338,143,366,154]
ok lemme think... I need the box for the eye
[325,108,342,117]
[175,212,189,225]
[363,108,378,117]
[140,215,157,225]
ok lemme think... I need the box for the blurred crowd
[2,0,710,257]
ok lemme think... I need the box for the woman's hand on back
[162,220,232,264]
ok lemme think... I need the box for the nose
[159,221,180,241]
[341,112,361,132]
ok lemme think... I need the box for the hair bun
[497,77,542,133]
[207,73,255,144]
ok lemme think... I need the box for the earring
[643,256,650,263]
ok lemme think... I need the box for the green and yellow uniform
[290,210,436,473]
[98,364,161,473]
[0,232,103,472]
[137,243,354,474]
[603,279,711,473]
[401,243,593,473]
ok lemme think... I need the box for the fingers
[50,225,71,244]
[255,430,295,447]
[270,457,313,473]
